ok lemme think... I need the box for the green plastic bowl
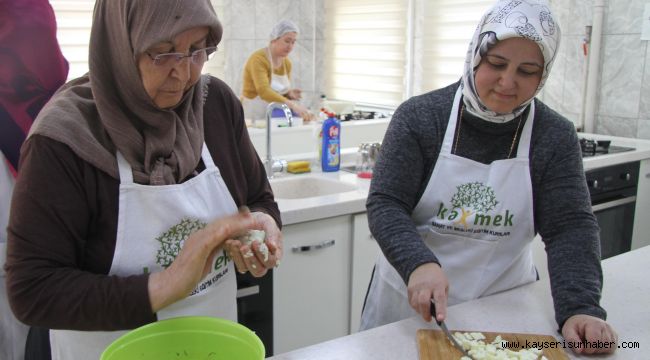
[101,316,264,360]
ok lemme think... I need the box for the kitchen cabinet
[632,158,650,249]
[273,215,352,354]
[349,213,381,333]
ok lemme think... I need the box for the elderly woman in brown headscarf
[5,1,281,358]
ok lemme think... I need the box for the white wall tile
[566,0,592,36]
[638,43,650,119]
[226,39,257,96]
[231,0,256,40]
[638,119,650,139]
[606,0,644,35]
[255,1,278,40]
[596,115,638,138]
[597,34,644,119]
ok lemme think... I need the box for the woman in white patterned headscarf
[361,0,617,355]
[461,0,560,122]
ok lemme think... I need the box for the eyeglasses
[146,46,217,67]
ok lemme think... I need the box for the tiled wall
[542,0,650,139]
[218,0,325,111]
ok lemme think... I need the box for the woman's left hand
[562,314,618,354]
[225,211,282,277]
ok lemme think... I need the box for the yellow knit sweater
[241,48,293,104]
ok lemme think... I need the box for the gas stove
[579,137,635,158]
[338,110,388,121]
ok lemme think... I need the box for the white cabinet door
[349,213,381,333]
[273,215,352,354]
[632,159,650,249]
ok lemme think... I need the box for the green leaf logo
[155,218,207,268]
[450,182,498,227]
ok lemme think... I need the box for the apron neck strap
[200,143,218,170]
[514,101,535,159]
[440,87,464,154]
[116,143,217,184]
[116,151,134,184]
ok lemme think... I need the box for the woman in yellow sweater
[241,20,313,122]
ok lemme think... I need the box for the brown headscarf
[29,0,223,185]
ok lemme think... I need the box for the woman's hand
[288,101,314,122]
[224,211,283,278]
[286,88,302,100]
[407,262,449,323]
[562,314,618,355]
[148,210,256,312]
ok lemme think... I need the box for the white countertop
[272,134,650,225]
[267,245,650,359]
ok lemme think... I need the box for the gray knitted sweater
[366,82,606,327]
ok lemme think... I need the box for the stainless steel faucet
[265,102,293,178]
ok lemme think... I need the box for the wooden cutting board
[417,329,569,360]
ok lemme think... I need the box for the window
[416,0,494,94]
[324,0,493,105]
[324,0,408,107]
[50,0,94,81]
[50,0,224,82]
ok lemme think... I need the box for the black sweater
[367,82,606,328]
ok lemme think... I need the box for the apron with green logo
[360,87,537,330]
[49,143,238,360]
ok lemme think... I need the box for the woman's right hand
[288,102,314,122]
[286,89,302,100]
[147,210,256,312]
[407,262,449,323]
[224,211,283,278]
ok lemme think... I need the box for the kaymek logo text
[435,182,514,227]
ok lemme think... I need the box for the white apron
[50,144,238,360]
[242,48,292,121]
[360,88,537,330]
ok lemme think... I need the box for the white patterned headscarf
[461,0,561,123]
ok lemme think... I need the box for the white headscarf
[269,20,299,41]
[461,0,561,123]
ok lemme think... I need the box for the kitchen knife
[430,299,475,360]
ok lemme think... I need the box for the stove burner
[339,111,387,121]
[579,138,635,157]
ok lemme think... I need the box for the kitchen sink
[270,175,358,199]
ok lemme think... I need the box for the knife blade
[430,299,475,360]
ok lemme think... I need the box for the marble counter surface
[267,245,650,359]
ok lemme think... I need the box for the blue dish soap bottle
[320,113,341,172]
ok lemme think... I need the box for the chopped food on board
[453,331,548,360]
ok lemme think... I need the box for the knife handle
[430,298,442,326]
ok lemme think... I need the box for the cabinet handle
[236,285,260,298]
[292,239,336,253]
